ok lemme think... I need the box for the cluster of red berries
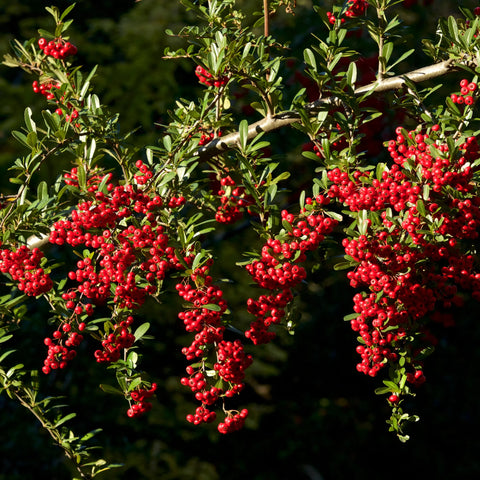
[0,245,53,297]
[32,80,60,100]
[186,405,217,425]
[94,316,136,363]
[47,172,190,380]
[245,197,338,344]
[38,37,77,59]
[450,78,477,106]
[50,185,181,309]
[199,130,222,146]
[214,175,254,224]
[326,124,480,400]
[345,0,368,17]
[63,167,113,193]
[32,81,81,124]
[327,0,368,24]
[177,263,251,432]
[218,408,249,434]
[127,383,157,418]
[195,65,228,88]
[42,324,84,375]
[134,160,154,185]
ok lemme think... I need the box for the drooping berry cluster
[214,175,254,224]
[94,316,136,363]
[450,78,478,106]
[63,167,113,193]
[327,0,368,24]
[47,170,189,378]
[195,65,228,88]
[134,160,154,186]
[327,124,480,401]
[199,130,222,146]
[177,263,251,433]
[38,37,77,59]
[345,0,369,18]
[245,197,338,344]
[127,383,157,418]
[218,408,249,434]
[0,245,53,296]
[32,80,60,100]
[43,326,83,374]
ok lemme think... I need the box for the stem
[198,58,464,160]
[376,2,387,81]
[264,0,269,38]
[13,390,91,479]
[263,0,274,117]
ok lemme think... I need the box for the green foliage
[2,0,480,479]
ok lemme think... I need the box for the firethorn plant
[2,0,480,475]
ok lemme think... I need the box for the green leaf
[346,61,357,86]
[0,335,13,345]
[53,412,76,429]
[99,384,125,396]
[239,119,248,152]
[133,322,150,341]
[270,171,290,185]
[202,303,221,312]
[334,261,353,271]
[24,107,36,133]
[37,181,48,201]
[6,364,24,378]
[388,49,415,72]
[42,109,60,131]
[59,3,76,21]
[375,386,392,395]
[304,48,317,70]
[80,428,103,442]
[11,130,30,148]
[76,165,87,191]
[447,15,459,42]
[383,42,394,63]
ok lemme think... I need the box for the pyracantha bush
[2,0,480,476]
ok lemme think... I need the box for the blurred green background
[1,1,480,479]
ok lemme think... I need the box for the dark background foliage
[1,1,480,479]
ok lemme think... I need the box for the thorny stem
[197,58,464,160]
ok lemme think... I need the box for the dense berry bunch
[177,264,251,432]
[94,316,136,363]
[345,0,369,18]
[450,78,478,106]
[0,245,53,296]
[38,37,77,59]
[199,130,222,146]
[327,0,368,24]
[49,172,183,310]
[195,65,228,87]
[245,198,338,344]
[217,408,248,434]
[214,175,254,224]
[327,124,480,401]
[32,80,60,100]
[127,383,157,418]
[43,327,83,374]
